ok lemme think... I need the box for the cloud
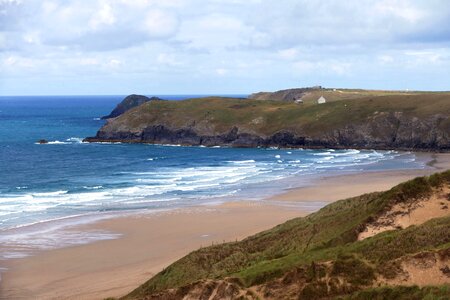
[1,0,181,51]
[1,0,450,94]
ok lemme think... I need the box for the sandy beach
[1,153,449,300]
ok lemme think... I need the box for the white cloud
[293,60,352,76]
[4,56,16,65]
[106,58,121,68]
[278,48,299,60]
[378,55,395,64]
[143,9,179,38]
[89,2,116,30]
[1,0,450,94]
[215,68,228,76]
[156,53,182,66]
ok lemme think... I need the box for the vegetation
[109,92,450,137]
[122,171,450,299]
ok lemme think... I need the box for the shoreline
[84,137,450,153]
[0,153,449,299]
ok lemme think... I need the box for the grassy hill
[105,93,450,135]
[119,170,450,299]
[248,87,445,103]
[87,92,450,150]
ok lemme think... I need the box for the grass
[103,92,450,138]
[123,170,450,299]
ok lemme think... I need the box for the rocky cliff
[86,93,450,151]
[101,94,163,119]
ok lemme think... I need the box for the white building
[317,96,327,104]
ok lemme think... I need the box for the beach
[1,152,449,300]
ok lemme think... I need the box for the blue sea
[0,95,426,260]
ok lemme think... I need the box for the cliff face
[86,94,449,151]
[101,94,162,119]
[88,112,448,150]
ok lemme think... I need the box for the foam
[32,190,68,197]
[66,137,85,143]
[313,151,332,156]
[83,185,103,190]
[37,140,70,145]
[0,148,422,256]
[229,160,256,164]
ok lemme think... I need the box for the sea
[0,95,427,261]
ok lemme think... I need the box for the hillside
[120,171,450,299]
[101,95,163,119]
[248,87,427,103]
[85,92,450,150]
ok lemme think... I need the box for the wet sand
[1,153,449,300]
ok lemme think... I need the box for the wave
[147,156,166,161]
[66,137,85,143]
[39,140,70,145]
[228,160,256,164]
[313,151,332,156]
[0,214,122,260]
[0,148,424,254]
[35,137,86,145]
[32,190,68,197]
[83,185,103,190]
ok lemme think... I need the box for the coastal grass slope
[248,87,447,103]
[87,92,450,150]
[121,171,450,299]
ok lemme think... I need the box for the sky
[1,0,450,95]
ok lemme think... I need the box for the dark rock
[85,110,449,151]
[441,265,450,276]
[101,94,163,119]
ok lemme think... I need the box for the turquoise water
[0,95,425,260]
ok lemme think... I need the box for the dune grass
[124,171,450,299]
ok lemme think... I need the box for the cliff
[86,93,450,151]
[120,171,450,299]
[101,94,163,119]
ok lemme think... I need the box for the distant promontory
[101,94,164,119]
[86,88,450,151]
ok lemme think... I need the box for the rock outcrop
[101,94,163,119]
[85,112,449,151]
[86,93,450,151]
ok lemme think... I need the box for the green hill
[86,92,450,150]
[119,170,450,299]
[248,87,438,103]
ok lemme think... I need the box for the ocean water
[0,95,426,260]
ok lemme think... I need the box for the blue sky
[1,0,450,95]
